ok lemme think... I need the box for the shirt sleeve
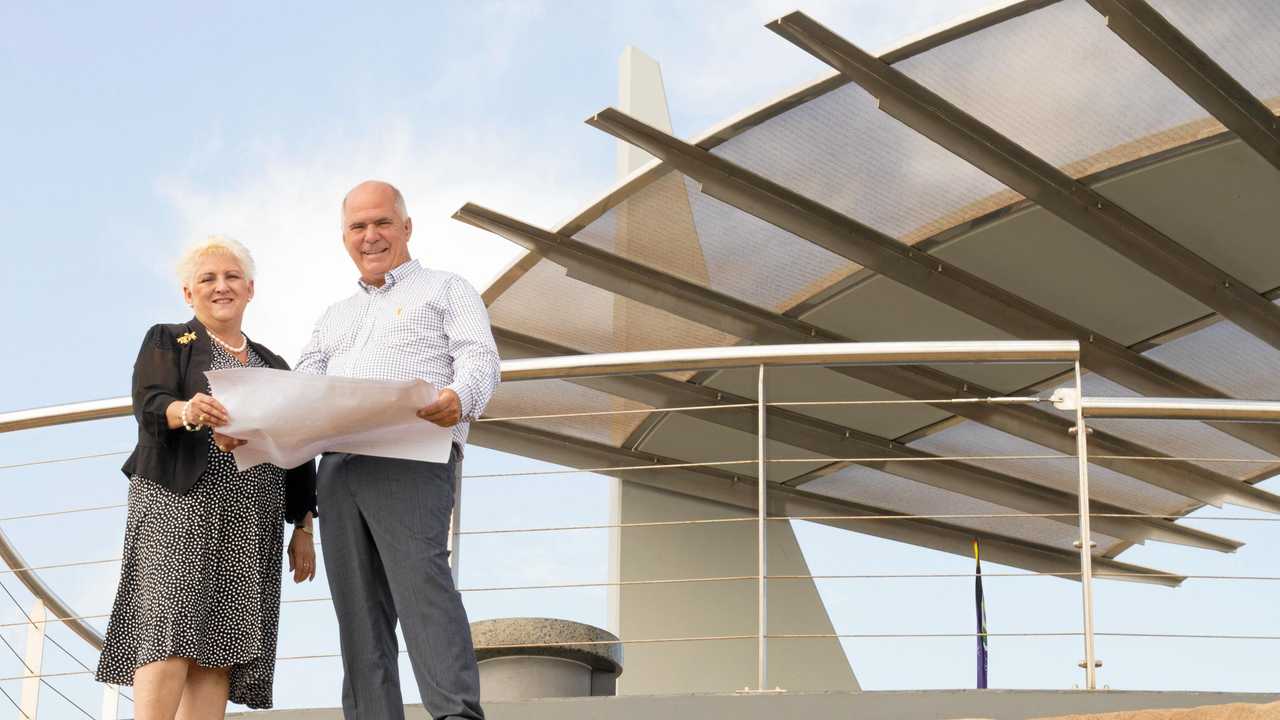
[294,308,330,376]
[442,276,501,421]
[132,325,183,446]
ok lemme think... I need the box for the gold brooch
[177,331,198,345]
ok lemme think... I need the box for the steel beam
[1087,0,1280,173]
[767,11,1280,354]
[470,419,1184,587]
[496,328,1241,553]
[586,106,1280,459]
[455,204,1280,512]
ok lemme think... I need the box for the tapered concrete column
[617,482,858,694]
[607,45,857,695]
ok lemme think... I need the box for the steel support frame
[455,204,1280,512]
[495,328,1240,553]
[1086,0,1280,173]
[469,419,1183,586]
[584,106,1280,460]
[766,11,1280,355]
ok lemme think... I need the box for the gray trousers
[317,449,484,720]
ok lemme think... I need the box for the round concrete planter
[471,618,623,701]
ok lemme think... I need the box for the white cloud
[152,0,1006,364]
[157,114,594,361]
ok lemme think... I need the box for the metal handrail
[0,340,1080,434]
[0,526,105,649]
[1052,389,1280,421]
[5,338,1280,693]
[0,340,1082,663]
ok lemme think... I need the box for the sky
[2,0,1278,717]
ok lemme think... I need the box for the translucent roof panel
[487,258,738,356]
[803,464,1123,554]
[484,379,653,448]
[572,171,855,312]
[710,78,1020,248]
[1150,0,1280,107]
[895,0,1222,180]
[908,421,1193,515]
[1146,317,1280,401]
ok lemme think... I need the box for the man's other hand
[417,388,462,428]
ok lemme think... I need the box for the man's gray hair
[176,235,257,287]
[340,181,408,229]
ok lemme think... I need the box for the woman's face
[183,252,254,327]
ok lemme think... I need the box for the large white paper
[205,367,453,471]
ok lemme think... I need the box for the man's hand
[417,388,462,428]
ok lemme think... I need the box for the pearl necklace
[207,329,248,354]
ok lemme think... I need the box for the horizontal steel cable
[0,578,135,705]
[0,450,130,472]
[0,503,127,523]
[7,627,1280,683]
[477,396,1046,424]
[772,397,1043,407]
[0,613,110,632]
[0,623,96,719]
[0,447,1273,483]
[7,505,1280,532]
[14,559,1280,592]
[477,402,757,423]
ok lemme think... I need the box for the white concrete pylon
[607,46,857,694]
[617,46,673,177]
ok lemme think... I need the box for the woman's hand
[288,522,316,583]
[212,432,248,453]
[186,392,230,428]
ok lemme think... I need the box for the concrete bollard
[471,618,623,702]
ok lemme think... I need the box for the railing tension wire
[0,577,135,711]
[0,599,95,720]
[475,395,1046,424]
[9,626,1280,684]
[1073,360,1099,690]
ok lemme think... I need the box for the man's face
[342,184,412,286]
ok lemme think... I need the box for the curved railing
[3,339,1280,716]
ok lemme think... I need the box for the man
[297,180,500,719]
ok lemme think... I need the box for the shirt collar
[358,258,421,293]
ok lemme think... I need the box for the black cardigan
[120,318,318,524]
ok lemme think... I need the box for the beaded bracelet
[181,401,204,432]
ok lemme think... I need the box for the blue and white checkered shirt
[296,259,501,450]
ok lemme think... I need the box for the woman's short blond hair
[176,235,256,287]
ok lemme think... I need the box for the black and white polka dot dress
[96,343,287,709]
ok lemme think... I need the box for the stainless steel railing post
[756,363,768,692]
[1072,360,1099,689]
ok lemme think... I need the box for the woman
[96,236,317,718]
